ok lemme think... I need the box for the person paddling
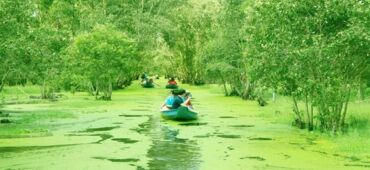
[161,89,192,110]
[168,78,177,85]
[166,77,178,89]
[161,91,175,110]
[171,93,184,109]
[182,92,193,110]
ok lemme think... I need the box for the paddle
[152,82,160,87]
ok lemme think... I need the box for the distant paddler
[166,77,178,89]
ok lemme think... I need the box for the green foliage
[244,0,370,131]
[66,25,139,100]
[154,0,221,84]
[200,0,252,98]
[47,0,80,33]
[0,1,36,90]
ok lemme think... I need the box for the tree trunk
[358,82,366,101]
[292,95,304,128]
[335,102,343,131]
[40,80,54,100]
[0,81,4,93]
[320,99,334,131]
[243,82,250,99]
[221,76,228,96]
[340,87,351,127]
[95,81,99,100]
[41,80,46,99]
[305,93,313,131]
[310,104,314,130]
[0,72,7,93]
[242,81,254,100]
[88,82,94,96]
[107,79,112,100]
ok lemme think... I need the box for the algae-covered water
[0,81,369,170]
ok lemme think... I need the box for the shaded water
[142,116,201,170]
[0,81,369,169]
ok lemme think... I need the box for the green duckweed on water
[0,79,369,170]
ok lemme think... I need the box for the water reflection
[137,116,201,170]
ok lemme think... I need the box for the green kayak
[165,84,178,89]
[161,106,198,121]
[142,83,154,88]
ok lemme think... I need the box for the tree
[201,0,249,97]
[0,0,35,92]
[25,0,79,98]
[244,0,370,131]
[66,25,140,100]
[155,0,221,84]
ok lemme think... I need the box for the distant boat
[160,106,198,121]
[165,84,178,89]
[142,83,154,88]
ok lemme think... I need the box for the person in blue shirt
[161,89,186,110]
[164,94,175,106]
[141,72,148,82]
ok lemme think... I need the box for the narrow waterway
[0,81,368,170]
